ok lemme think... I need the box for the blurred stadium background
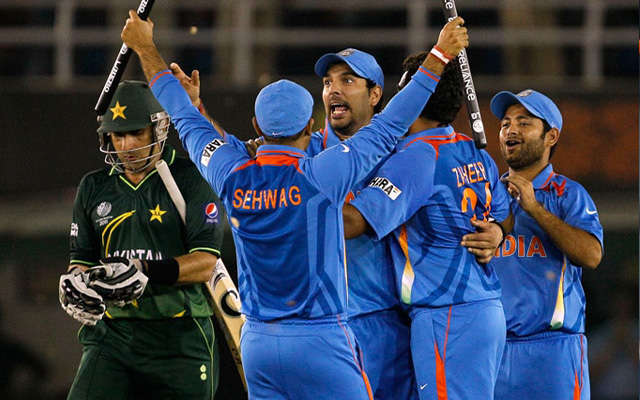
[0,1,637,399]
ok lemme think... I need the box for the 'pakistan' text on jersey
[308,121,399,318]
[150,67,441,321]
[491,164,604,337]
[70,146,224,319]
[351,126,510,307]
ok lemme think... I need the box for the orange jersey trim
[435,305,453,399]
[337,315,374,400]
[403,131,472,160]
[232,153,304,174]
[418,66,441,82]
[149,70,172,87]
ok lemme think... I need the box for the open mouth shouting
[329,101,350,119]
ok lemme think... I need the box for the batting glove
[87,257,149,307]
[59,267,106,326]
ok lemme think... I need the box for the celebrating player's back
[121,10,469,400]
[344,52,512,400]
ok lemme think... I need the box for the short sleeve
[559,181,604,251]
[350,142,437,240]
[69,175,100,265]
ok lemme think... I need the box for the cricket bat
[156,160,247,390]
[208,258,247,389]
[440,0,487,149]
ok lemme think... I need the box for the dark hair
[398,51,463,125]
[365,79,384,114]
[541,120,558,160]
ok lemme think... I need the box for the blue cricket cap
[314,48,384,89]
[254,79,314,138]
[490,89,563,132]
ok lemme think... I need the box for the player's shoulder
[311,129,325,140]
[303,130,326,157]
[544,171,590,198]
[79,167,114,187]
[169,154,206,181]
[170,153,197,171]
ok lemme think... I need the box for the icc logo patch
[339,49,355,57]
[97,202,112,217]
[204,202,219,224]
[517,90,533,97]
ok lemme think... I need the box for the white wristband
[430,46,453,66]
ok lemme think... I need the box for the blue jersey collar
[320,118,342,150]
[500,163,555,190]
[256,144,307,158]
[398,125,455,147]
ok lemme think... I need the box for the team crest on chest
[149,204,167,223]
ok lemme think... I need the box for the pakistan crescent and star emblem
[110,101,127,120]
[149,204,167,223]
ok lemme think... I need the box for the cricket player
[343,52,512,399]
[58,81,224,399]
[487,89,603,399]
[308,48,414,400]
[120,10,468,400]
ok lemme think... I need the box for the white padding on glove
[88,257,148,306]
[59,268,106,326]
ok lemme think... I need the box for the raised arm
[308,18,469,203]
[121,11,168,80]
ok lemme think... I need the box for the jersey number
[461,182,492,221]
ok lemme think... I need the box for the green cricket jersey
[69,146,223,319]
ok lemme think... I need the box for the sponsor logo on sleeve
[201,139,227,167]
[369,177,402,200]
[205,202,220,223]
[70,222,78,237]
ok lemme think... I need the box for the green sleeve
[69,174,100,266]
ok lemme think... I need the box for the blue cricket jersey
[307,122,400,318]
[491,164,604,337]
[150,67,440,321]
[351,126,510,307]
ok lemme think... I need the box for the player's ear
[545,127,560,147]
[303,118,314,137]
[252,117,265,138]
[369,85,383,108]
